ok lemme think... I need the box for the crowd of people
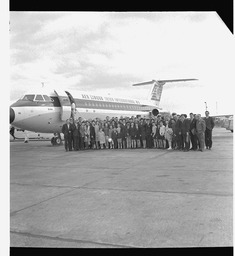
[61,111,215,153]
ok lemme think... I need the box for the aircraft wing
[133,79,197,86]
[208,114,233,118]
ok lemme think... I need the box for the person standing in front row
[204,111,215,150]
[126,122,131,149]
[72,120,80,151]
[10,126,16,140]
[158,121,166,149]
[146,119,153,148]
[174,115,182,150]
[79,121,86,150]
[121,119,128,149]
[189,113,198,151]
[117,123,123,149]
[62,119,73,151]
[165,119,173,150]
[195,114,206,152]
[129,122,136,148]
[90,121,96,149]
[180,114,190,151]
[139,119,147,148]
[135,123,141,148]
[98,128,106,149]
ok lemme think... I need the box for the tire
[51,137,56,145]
[55,137,62,145]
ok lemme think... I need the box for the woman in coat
[116,123,123,149]
[165,119,173,150]
[135,123,141,148]
[84,121,90,149]
[126,122,131,149]
[79,122,85,150]
[139,119,147,148]
[129,122,137,148]
[98,128,106,149]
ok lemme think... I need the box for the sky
[9,11,235,116]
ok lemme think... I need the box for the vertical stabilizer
[132,80,164,106]
[148,81,165,105]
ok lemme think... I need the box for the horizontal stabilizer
[133,79,197,86]
[133,80,156,86]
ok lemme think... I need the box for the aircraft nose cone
[10,108,15,124]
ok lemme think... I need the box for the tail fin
[133,79,197,106]
[149,81,164,103]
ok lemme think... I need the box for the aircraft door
[65,91,77,121]
[54,90,72,121]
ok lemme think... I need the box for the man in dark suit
[174,115,183,150]
[180,114,190,151]
[71,120,80,151]
[195,114,206,151]
[90,121,96,149]
[121,119,128,149]
[62,119,73,151]
[189,113,198,150]
[204,111,215,150]
[139,118,147,148]
[10,126,16,140]
[146,118,153,148]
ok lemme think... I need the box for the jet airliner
[10,79,197,145]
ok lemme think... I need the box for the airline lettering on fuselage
[90,95,104,101]
[81,94,140,105]
[82,94,90,99]
[104,97,115,102]
[82,94,104,101]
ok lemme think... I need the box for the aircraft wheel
[55,137,62,145]
[51,137,62,146]
[51,137,56,145]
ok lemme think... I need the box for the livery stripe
[11,98,156,111]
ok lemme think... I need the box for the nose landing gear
[51,133,63,146]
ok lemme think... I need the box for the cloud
[10,12,235,115]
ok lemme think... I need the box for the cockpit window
[35,95,44,101]
[43,95,52,101]
[22,94,35,101]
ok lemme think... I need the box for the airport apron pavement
[10,128,233,247]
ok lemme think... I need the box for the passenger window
[35,95,44,101]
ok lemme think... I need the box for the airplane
[10,78,197,145]
[212,115,233,133]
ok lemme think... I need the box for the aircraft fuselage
[10,91,158,133]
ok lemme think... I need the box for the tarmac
[10,128,233,248]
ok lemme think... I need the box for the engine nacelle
[152,109,159,116]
